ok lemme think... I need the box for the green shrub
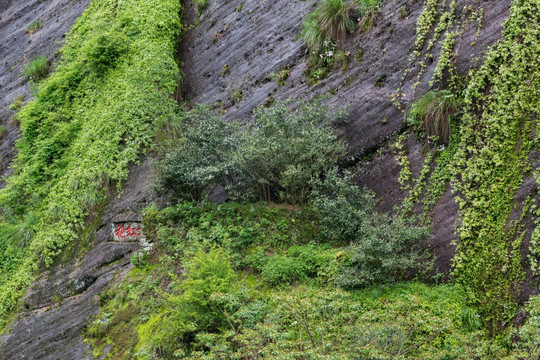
[23,55,49,82]
[312,169,430,287]
[407,90,462,145]
[311,168,374,243]
[25,20,43,35]
[239,98,347,204]
[249,244,339,286]
[154,104,243,201]
[135,246,238,357]
[0,125,5,139]
[155,99,347,204]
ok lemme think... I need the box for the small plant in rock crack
[407,89,462,146]
[25,20,43,35]
[301,0,355,60]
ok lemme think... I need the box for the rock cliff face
[0,0,518,358]
[0,0,92,187]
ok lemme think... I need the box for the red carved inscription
[114,223,142,240]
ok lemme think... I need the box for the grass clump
[407,89,461,145]
[22,55,49,82]
[8,95,25,111]
[300,0,380,83]
[25,20,42,35]
[301,0,355,56]
[0,125,5,139]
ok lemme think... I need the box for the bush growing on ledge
[312,169,430,287]
[154,104,243,202]
[155,98,347,205]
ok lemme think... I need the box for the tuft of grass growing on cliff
[25,20,43,35]
[300,0,380,84]
[301,0,355,55]
[407,90,462,145]
[22,55,49,82]
[0,0,182,329]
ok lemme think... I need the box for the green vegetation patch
[0,0,182,329]
[22,55,49,82]
[448,0,540,330]
[400,0,540,332]
[25,20,43,35]
[86,201,500,359]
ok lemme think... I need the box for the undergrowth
[84,202,503,359]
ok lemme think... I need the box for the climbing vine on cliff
[448,0,540,330]
[396,0,540,332]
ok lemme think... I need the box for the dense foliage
[84,202,505,360]
[448,0,540,330]
[312,169,430,287]
[155,99,347,205]
[0,0,181,328]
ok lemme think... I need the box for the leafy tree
[238,98,347,204]
[155,99,347,205]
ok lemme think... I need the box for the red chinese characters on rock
[114,223,143,240]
